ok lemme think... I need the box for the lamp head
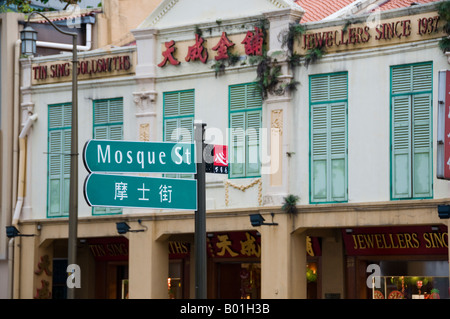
[6,226,20,238]
[250,214,265,227]
[20,25,37,56]
[116,222,130,235]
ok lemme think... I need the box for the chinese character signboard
[205,144,228,174]
[437,70,450,179]
[158,28,264,68]
[84,173,197,210]
[207,231,261,258]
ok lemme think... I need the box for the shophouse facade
[290,0,450,299]
[9,0,450,300]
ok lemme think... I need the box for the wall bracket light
[249,213,278,227]
[116,220,148,234]
[6,226,35,238]
[438,205,450,219]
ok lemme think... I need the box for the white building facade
[10,0,450,299]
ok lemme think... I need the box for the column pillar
[128,220,168,299]
[262,8,303,207]
[260,213,306,298]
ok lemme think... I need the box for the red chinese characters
[185,34,208,63]
[158,40,180,67]
[158,27,265,67]
[212,32,235,61]
[241,27,264,56]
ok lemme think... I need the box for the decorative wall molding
[133,90,157,117]
[224,178,262,207]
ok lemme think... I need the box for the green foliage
[304,44,326,68]
[3,0,81,12]
[438,1,450,53]
[211,50,241,77]
[439,36,450,52]
[278,23,305,54]
[281,194,299,215]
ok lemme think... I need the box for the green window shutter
[93,98,123,215]
[330,102,347,201]
[163,90,195,178]
[310,73,347,203]
[48,103,71,217]
[230,112,245,178]
[392,95,412,198]
[391,63,432,199]
[412,94,432,198]
[246,110,261,176]
[229,83,262,178]
[163,90,194,143]
[311,103,328,202]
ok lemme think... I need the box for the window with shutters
[93,98,124,215]
[229,82,262,178]
[163,89,194,178]
[309,72,348,203]
[390,62,433,200]
[48,103,72,217]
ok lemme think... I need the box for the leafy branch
[438,1,450,53]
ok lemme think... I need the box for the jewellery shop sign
[31,51,136,85]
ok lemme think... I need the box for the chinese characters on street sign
[83,139,197,211]
[84,173,197,210]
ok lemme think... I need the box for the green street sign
[84,173,197,210]
[83,139,196,174]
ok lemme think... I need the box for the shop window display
[370,261,449,299]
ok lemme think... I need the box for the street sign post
[83,139,196,174]
[84,173,197,210]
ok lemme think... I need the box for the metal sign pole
[194,121,207,299]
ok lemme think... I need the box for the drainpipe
[12,113,38,227]
[36,23,92,51]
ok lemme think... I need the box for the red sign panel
[342,226,448,256]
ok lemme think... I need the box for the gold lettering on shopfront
[89,243,128,258]
[350,232,438,250]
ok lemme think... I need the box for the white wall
[292,40,450,205]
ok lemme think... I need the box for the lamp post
[21,12,79,299]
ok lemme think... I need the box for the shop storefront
[206,231,261,299]
[343,226,449,299]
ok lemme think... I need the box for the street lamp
[21,12,79,299]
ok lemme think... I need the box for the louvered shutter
[391,63,432,199]
[229,83,262,178]
[412,94,432,198]
[48,103,71,217]
[330,102,347,200]
[48,130,62,216]
[392,95,412,198]
[246,111,261,176]
[311,103,328,201]
[93,98,123,215]
[230,112,245,178]
[163,90,194,178]
[310,73,347,203]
